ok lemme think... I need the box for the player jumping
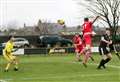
[82,16,99,67]
[3,36,19,72]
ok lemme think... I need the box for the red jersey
[82,21,93,36]
[73,35,82,45]
[82,21,93,46]
[73,35,84,53]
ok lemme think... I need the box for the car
[37,35,73,47]
[2,38,29,48]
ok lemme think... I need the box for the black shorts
[99,46,110,55]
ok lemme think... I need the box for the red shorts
[75,45,84,53]
[83,35,92,46]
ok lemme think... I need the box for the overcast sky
[0,0,94,28]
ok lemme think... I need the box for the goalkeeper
[3,36,19,72]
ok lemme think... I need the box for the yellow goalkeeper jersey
[4,41,14,53]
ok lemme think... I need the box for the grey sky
[0,0,95,28]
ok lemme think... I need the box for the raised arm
[92,16,99,24]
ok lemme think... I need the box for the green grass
[0,53,120,82]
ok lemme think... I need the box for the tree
[84,0,120,35]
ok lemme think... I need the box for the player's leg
[82,44,92,67]
[97,47,107,69]
[82,48,91,67]
[84,35,94,61]
[4,63,11,72]
[3,51,12,71]
[90,56,94,61]
[83,45,94,62]
[12,55,19,71]
[97,54,107,69]
[4,55,19,71]
[82,55,88,67]
[75,49,82,62]
[103,53,112,65]
[76,52,81,61]
[5,55,18,71]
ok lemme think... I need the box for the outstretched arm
[92,16,99,24]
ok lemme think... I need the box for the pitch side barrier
[24,47,75,55]
[23,46,120,55]
[0,47,98,55]
[24,47,98,55]
[0,46,119,55]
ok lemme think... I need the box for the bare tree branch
[81,0,120,35]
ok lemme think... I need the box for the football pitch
[0,53,120,82]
